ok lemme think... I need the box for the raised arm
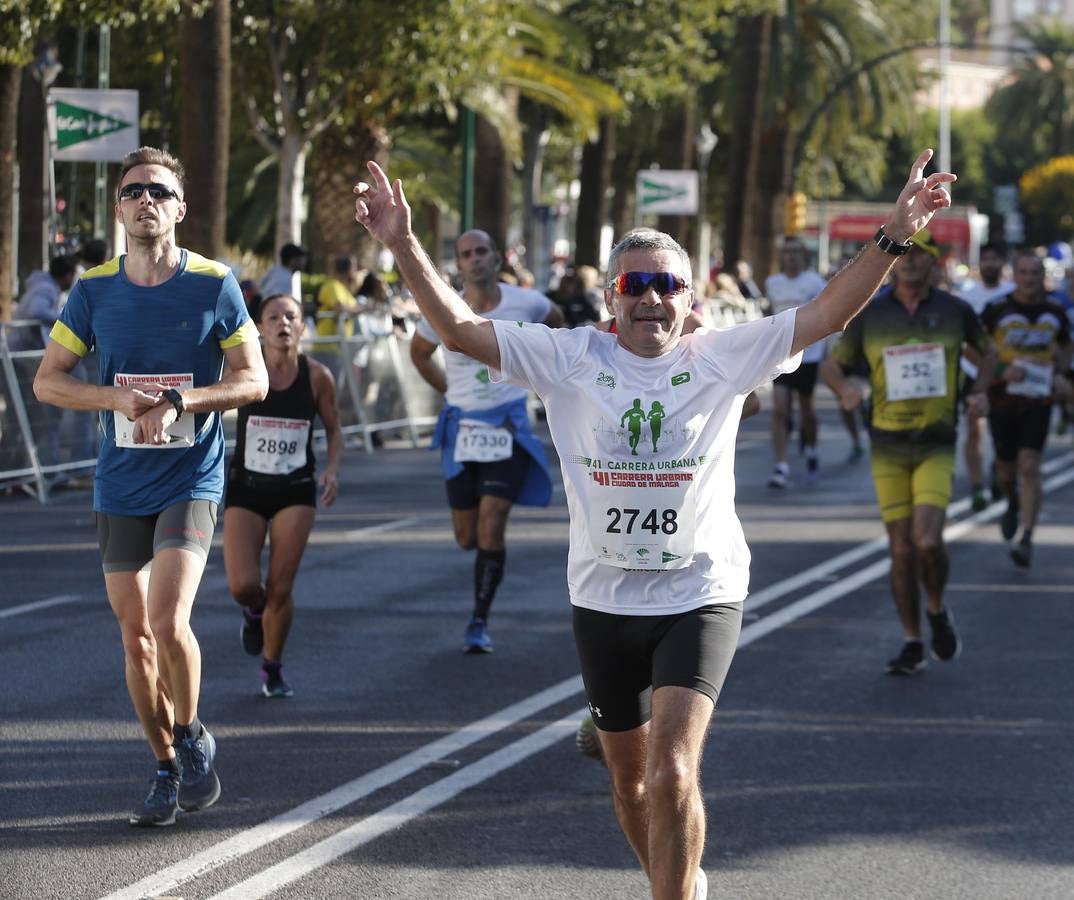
[354,163,500,369]
[792,149,956,355]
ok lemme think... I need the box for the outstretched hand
[353,162,411,248]
[885,149,956,242]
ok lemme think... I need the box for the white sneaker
[695,868,708,900]
[767,463,789,489]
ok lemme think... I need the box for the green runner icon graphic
[620,399,647,455]
[648,401,666,452]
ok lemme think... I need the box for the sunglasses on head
[610,271,688,297]
[118,182,182,202]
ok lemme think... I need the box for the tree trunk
[275,132,307,252]
[609,128,644,239]
[656,102,695,252]
[179,0,230,259]
[751,118,792,283]
[17,67,46,283]
[473,111,510,253]
[723,14,772,273]
[574,116,616,268]
[0,63,21,320]
[520,101,548,274]
[310,119,390,270]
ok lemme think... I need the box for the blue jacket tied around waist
[431,398,553,507]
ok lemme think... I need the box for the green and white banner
[48,88,139,162]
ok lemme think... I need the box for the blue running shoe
[129,769,179,827]
[463,617,493,654]
[174,727,221,812]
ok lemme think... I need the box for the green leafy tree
[987,20,1074,161]
[722,0,925,278]
[0,0,176,317]
[1019,156,1074,243]
[0,1,62,317]
[232,0,503,256]
[562,0,735,267]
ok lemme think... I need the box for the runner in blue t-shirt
[34,146,268,827]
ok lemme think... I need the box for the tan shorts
[95,500,217,573]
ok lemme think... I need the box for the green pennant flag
[55,100,133,150]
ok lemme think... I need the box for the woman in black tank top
[222,293,343,698]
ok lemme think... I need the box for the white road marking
[0,594,82,620]
[106,450,1074,898]
[208,712,588,900]
[746,450,1074,613]
[100,677,584,900]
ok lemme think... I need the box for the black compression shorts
[774,362,819,395]
[989,403,1053,461]
[572,603,743,733]
[445,442,531,510]
[225,473,317,520]
[96,499,217,574]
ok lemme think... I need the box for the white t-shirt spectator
[764,271,827,363]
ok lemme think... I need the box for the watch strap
[162,388,184,418]
[874,227,912,256]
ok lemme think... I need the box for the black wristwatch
[162,388,184,419]
[874,227,912,256]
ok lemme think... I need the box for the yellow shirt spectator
[316,277,360,338]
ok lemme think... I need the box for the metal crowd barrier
[0,320,444,503]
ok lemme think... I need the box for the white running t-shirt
[491,309,801,615]
[417,283,552,410]
[765,271,827,363]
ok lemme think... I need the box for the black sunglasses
[118,182,182,202]
[609,272,688,297]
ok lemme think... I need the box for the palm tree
[462,3,623,259]
[179,0,229,259]
[988,20,1074,161]
[723,0,923,278]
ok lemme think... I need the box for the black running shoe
[927,608,961,661]
[885,641,926,676]
[1010,534,1033,569]
[261,667,294,698]
[129,769,180,827]
[174,727,221,812]
[241,610,263,656]
[1000,497,1019,541]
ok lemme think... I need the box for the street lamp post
[694,122,718,281]
[30,43,62,263]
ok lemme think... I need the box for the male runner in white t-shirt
[354,150,955,900]
[957,242,1014,509]
[410,229,564,652]
[764,237,829,487]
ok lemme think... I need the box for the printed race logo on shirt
[671,372,690,386]
[113,372,195,450]
[620,398,668,454]
[596,371,616,389]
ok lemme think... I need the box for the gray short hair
[606,229,692,285]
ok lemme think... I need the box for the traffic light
[785,191,808,236]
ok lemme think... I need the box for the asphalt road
[2,397,1073,900]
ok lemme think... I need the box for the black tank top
[231,355,317,485]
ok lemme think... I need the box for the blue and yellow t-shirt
[50,250,257,515]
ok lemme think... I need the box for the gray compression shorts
[572,602,743,733]
[95,499,218,574]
